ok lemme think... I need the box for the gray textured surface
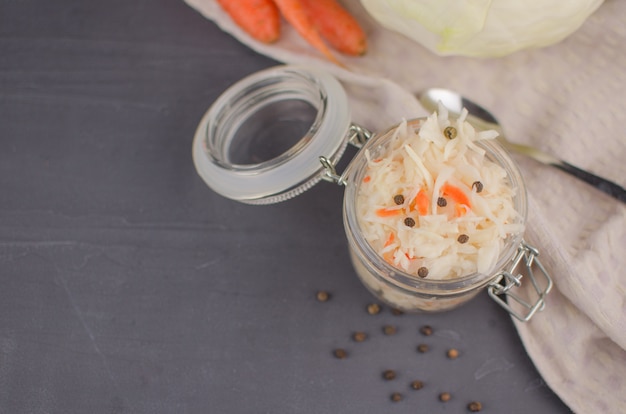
[0,1,571,413]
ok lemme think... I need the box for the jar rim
[192,65,352,204]
[343,118,528,294]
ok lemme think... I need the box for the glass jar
[192,65,552,321]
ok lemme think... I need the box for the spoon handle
[496,135,626,203]
[552,161,626,203]
[462,113,626,203]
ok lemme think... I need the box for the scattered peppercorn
[333,348,348,359]
[443,126,457,139]
[383,325,397,336]
[382,370,397,380]
[391,308,404,316]
[437,197,447,207]
[420,325,433,336]
[367,303,382,315]
[352,332,368,342]
[417,266,429,278]
[316,290,330,302]
[468,401,483,412]
[417,344,429,353]
[447,348,459,359]
[393,194,405,205]
[390,392,403,402]
[472,181,484,193]
[439,392,451,402]
[457,234,469,244]
[404,217,416,227]
[410,380,424,390]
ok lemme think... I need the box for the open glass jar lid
[192,65,552,321]
[192,65,354,204]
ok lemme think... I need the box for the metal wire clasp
[319,123,373,185]
[487,240,553,322]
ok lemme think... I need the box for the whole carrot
[216,0,281,44]
[301,0,367,56]
[271,0,343,66]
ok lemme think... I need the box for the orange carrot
[363,175,371,183]
[413,188,430,216]
[300,0,367,56]
[376,208,402,218]
[272,0,343,66]
[441,183,471,207]
[217,0,281,44]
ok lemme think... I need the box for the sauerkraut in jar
[194,64,550,318]
[343,107,527,312]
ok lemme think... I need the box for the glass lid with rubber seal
[192,65,353,204]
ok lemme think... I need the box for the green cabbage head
[360,0,604,57]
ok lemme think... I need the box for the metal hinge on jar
[488,241,553,322]
[320,123,373,185]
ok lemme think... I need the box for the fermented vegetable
[356,107,523,280]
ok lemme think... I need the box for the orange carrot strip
[272,0,343,66]
[300,0,367,56]
[455,204,468,217]
[384,232,395,247]
[383,251,394,264]
[376,208,402,218]
[363,175,371,183]
[414,188,430,216]
[442,183,471,207]
[383,233,396,263]
[216,0,281,44]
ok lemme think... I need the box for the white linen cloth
[184,1,626,412]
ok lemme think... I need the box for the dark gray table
[0,1,571,413]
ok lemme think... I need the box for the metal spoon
[419,88,626,203]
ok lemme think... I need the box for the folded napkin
[185,1,626,412]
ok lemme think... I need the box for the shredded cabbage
[356,109,523,280]
[360,0,604,57]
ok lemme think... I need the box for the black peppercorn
[383,370,397,380]
[443,126,457,139]
[417,344,429,353]
[437,197,447,207]
[420,325,433,336]
[472,181,484,193]
[447,348,459,359]
[393,194,405,205]
[333,349,348,359]
[316,291,330,302]
[417,267,429,278]
[367,303,382,315]
[352,332,368,342]
[390,392,403,402]
[404,217,416,227]
[439,392,451,402]
[457,234,469,244]
[410,380,424,390]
